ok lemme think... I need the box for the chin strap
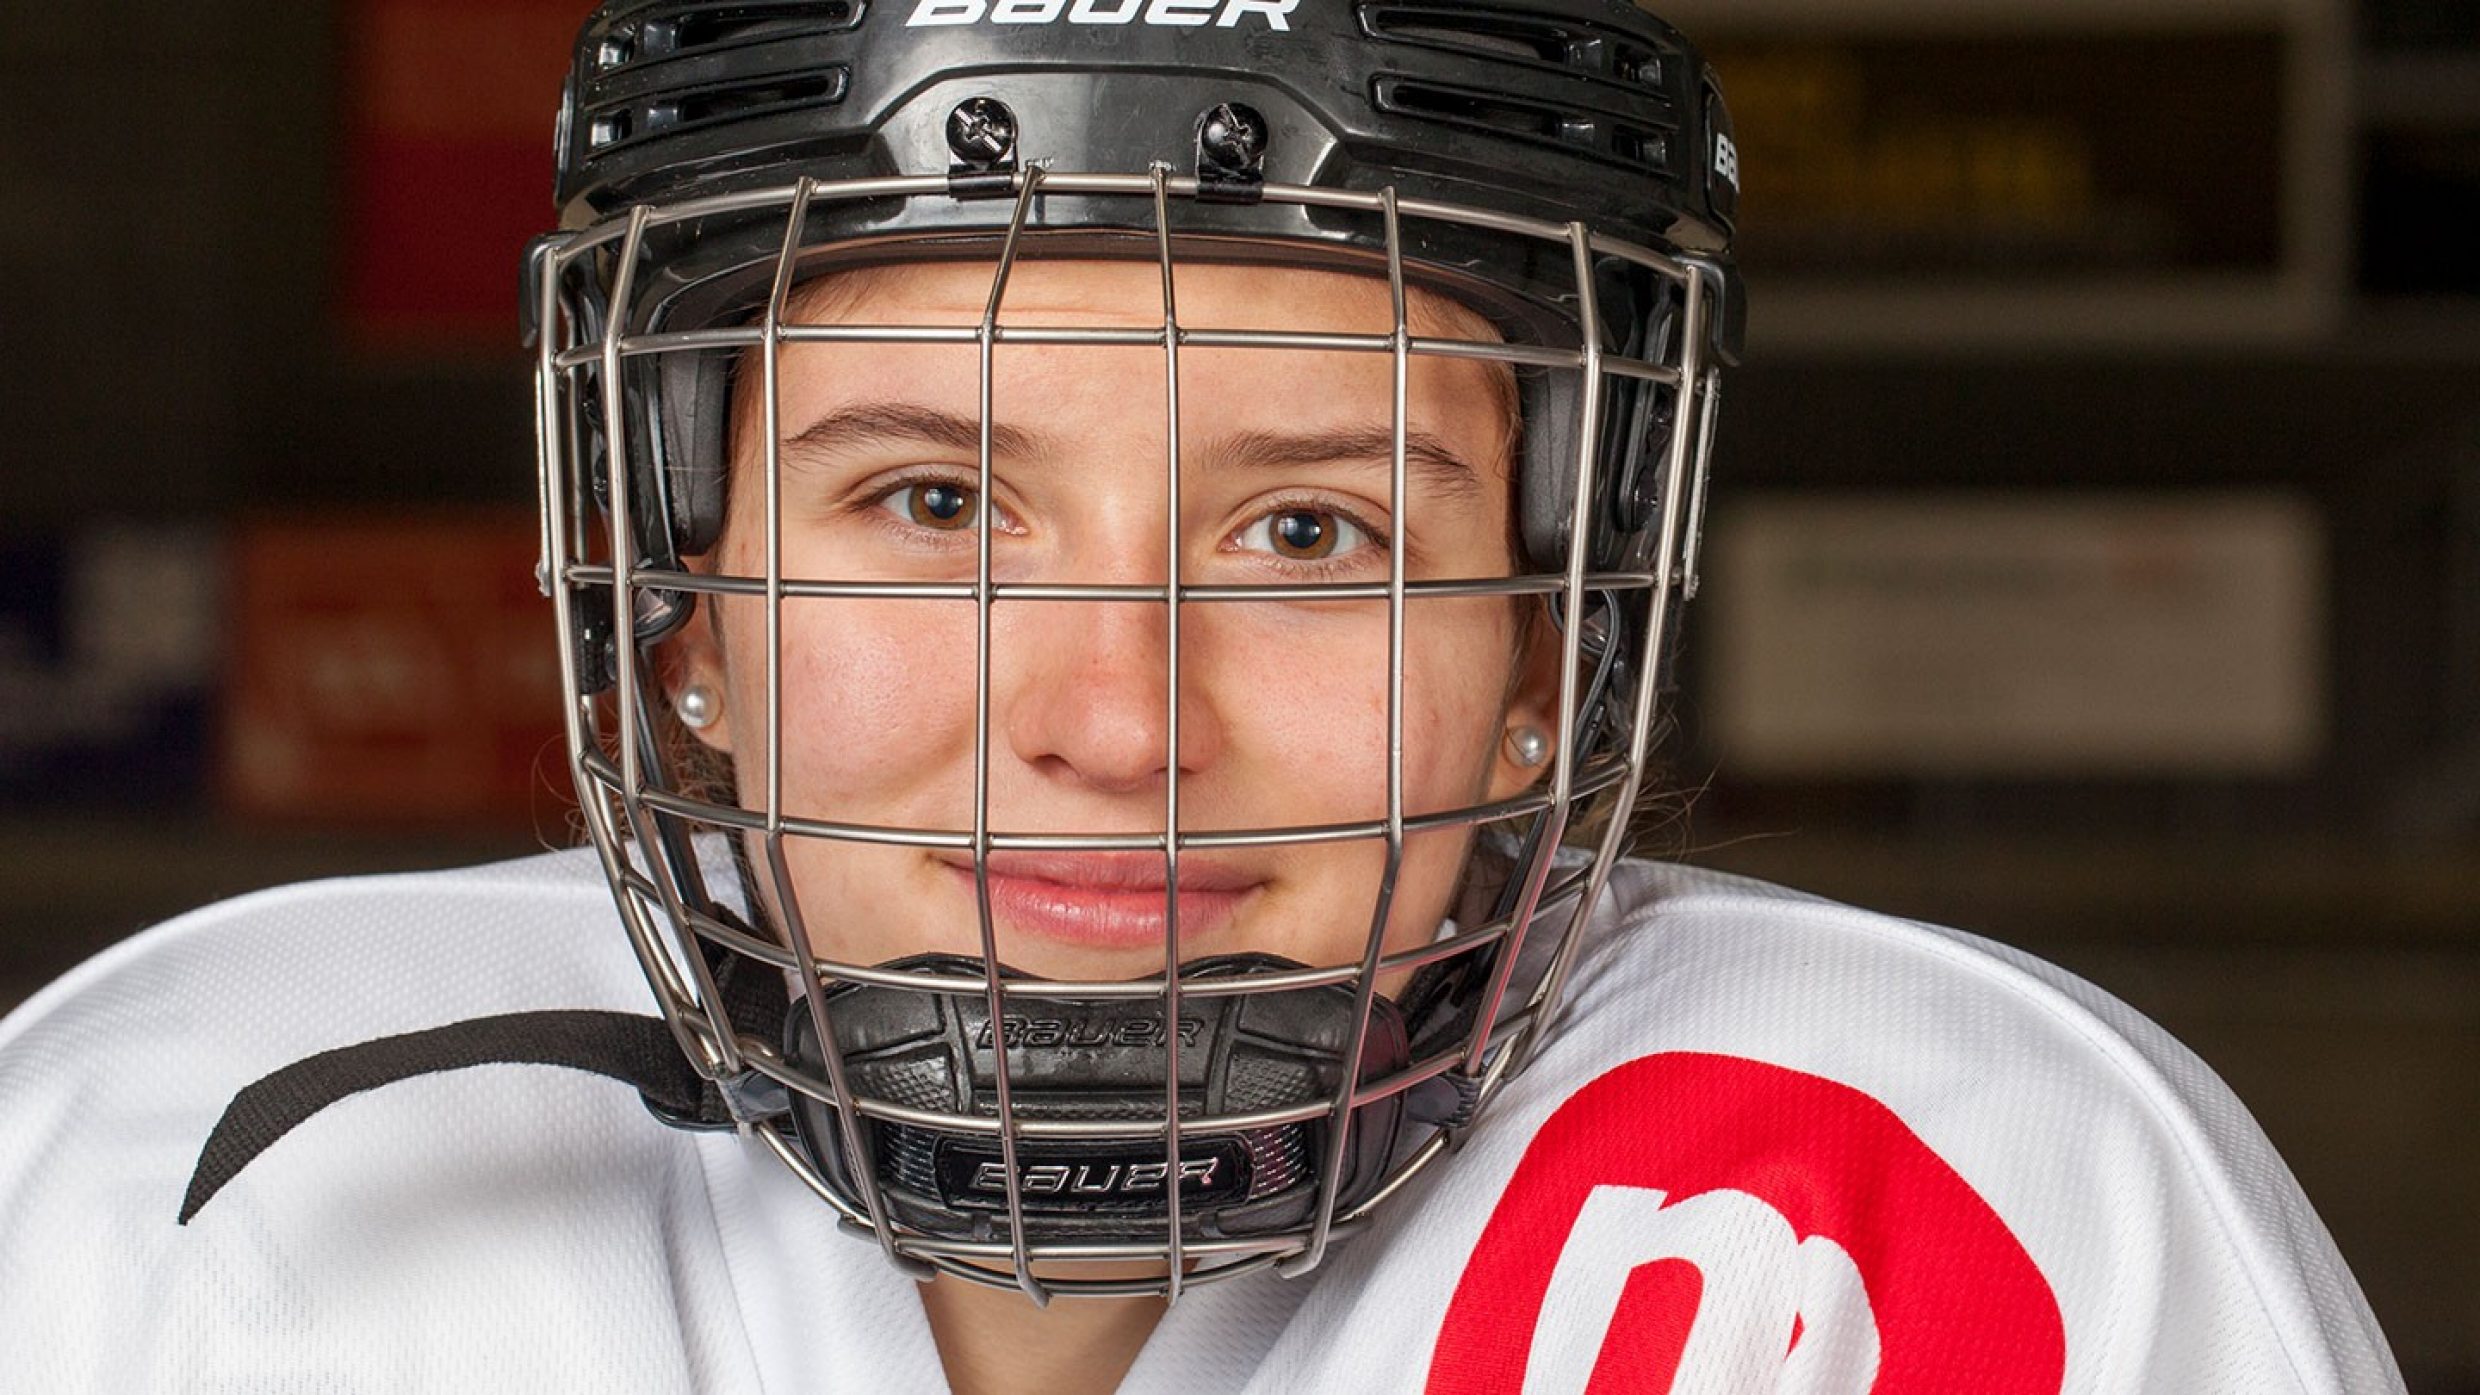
[178,943,1488,1230]
[178,1010,732,1225]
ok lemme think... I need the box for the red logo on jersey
[1427,1053,2065,1394]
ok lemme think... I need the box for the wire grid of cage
[529,165,1721,1302]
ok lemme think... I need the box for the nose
[998,595,1225,800]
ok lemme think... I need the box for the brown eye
[1270,510,1334,559]
[897,482,977,530]
[1241,506,1375,563]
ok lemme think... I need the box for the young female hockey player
[0,2,2404,1391]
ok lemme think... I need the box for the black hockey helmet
[532,0,1740,622]
[524,0,1741,1302]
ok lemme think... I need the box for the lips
[937,852,1263,950]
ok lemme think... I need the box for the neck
[920,1274,1168,1395]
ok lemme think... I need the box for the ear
[1485,602,1563,801]
[660,596,737,756]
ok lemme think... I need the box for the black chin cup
[781,954,1414,1245]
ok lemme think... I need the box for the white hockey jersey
[0,847,2402,1393]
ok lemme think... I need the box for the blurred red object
[221,513,567,824]
[344,0,582,347]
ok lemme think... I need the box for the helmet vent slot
[660,3,862,54]
[594,3,864,73]
[1371,76,1670,175]
[584,70,851,150]
[1378,78,1559,138]
[1359,4,1668,92]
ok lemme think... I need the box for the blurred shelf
[2335,300,2480,356]
[2361,53,2480,127]
[1679,825,2480,949]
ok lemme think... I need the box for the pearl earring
[676,685,720,730]
[1505,725,1550,768]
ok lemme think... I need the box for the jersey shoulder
[0,848,746,1390]
[1,844,635,1038]
[1408,859,2403,1395]
[1562,858,2246,1130]
[0,846,651,1129]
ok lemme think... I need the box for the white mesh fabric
[0,850,2400,1392]
[1250,861,2405,1395]
[0,850,926,1393]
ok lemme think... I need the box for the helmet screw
[945,97,1018,167]
[1196,102,1268,171]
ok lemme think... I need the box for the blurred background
[3,0,2474,1384]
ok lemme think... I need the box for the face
[669,256,1557,983]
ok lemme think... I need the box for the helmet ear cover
[650,347,734,560]
[1513,258,1683,578]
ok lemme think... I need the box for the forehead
[745,259,1519,459]
[720,257,1529,548]
[779,256,1506,339]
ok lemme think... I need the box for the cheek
[1204,600,1514,822]
[724,596,979,815]
[1402,599,1522,813]
[719,591,1513,828]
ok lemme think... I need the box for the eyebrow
[1211,427,1487,504]
[778,403,1042,469]
[777,403,1488,503]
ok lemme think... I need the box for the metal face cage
[530,165,1723,1304]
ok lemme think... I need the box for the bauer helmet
[524,0,1740,1303]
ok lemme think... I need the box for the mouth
[936,852,1264,952]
